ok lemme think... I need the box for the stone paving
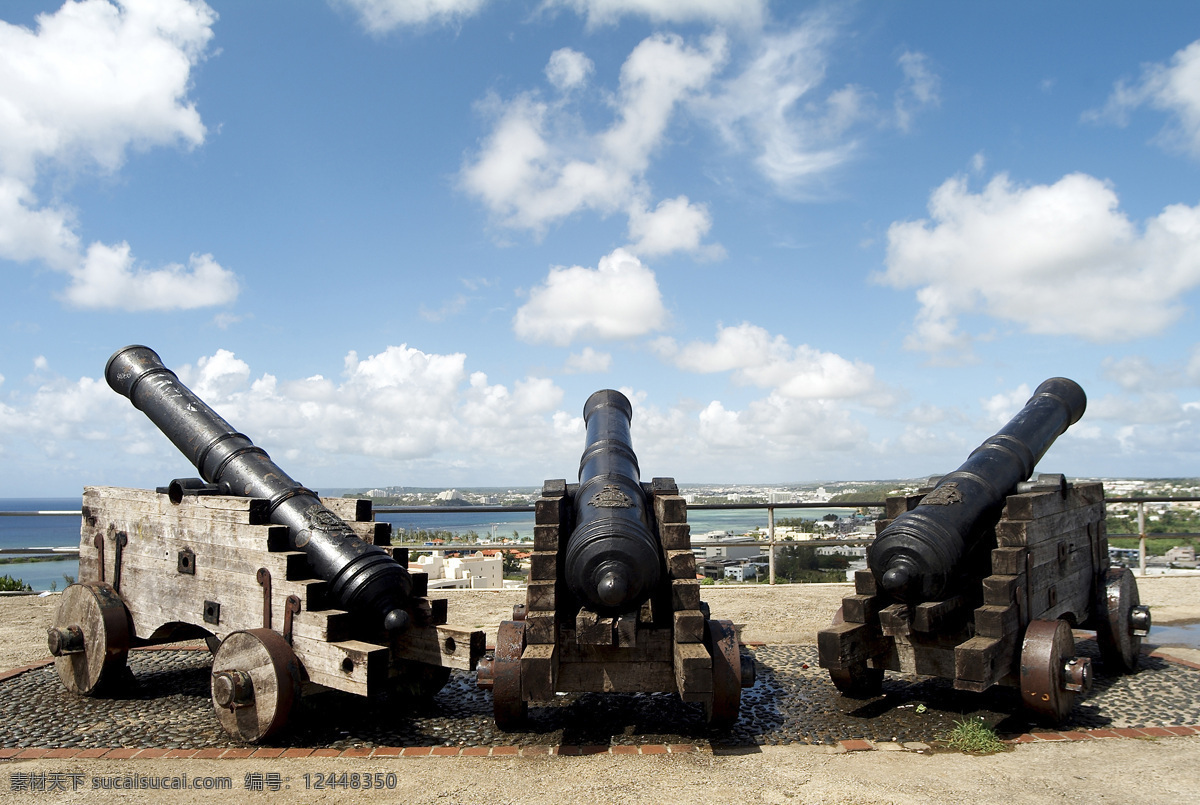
[1,636,1197,754]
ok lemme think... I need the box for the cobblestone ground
[2,637,1196,750]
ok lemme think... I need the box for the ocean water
[0,498,82,591]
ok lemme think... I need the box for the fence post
[1138,501,1147,577]
[768,506,776,585]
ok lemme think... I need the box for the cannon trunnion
[477,390,755,729]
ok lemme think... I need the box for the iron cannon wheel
[1020,618,1091,723]
[491,619,528,731]
[826,605,884,699]
[703,619,742,728]
[1096,567,1146,674]
[49,582,132,696]
[210,628,302,743]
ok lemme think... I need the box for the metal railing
[3,496,1198,586]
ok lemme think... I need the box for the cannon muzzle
[564,390,662,614]
[105,345,412,632]
[868,377,1087,603]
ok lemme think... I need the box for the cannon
[477,389,755,729]
[48,346,484,742]
[819,377,1150,722]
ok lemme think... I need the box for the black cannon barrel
[564,390,662,614]
[868,377,1087,603]
[105,345,411,632]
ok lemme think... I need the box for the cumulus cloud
[461,33,727,256]
[881,172,1200,355]
[61,242,238,310]
[1088,38,1200,157]
[541,0,766,28]
[513,248,668,346]
[0,0,235,310]
[655,322,877,399]
[335,0,490,31]
[626,195,722,258]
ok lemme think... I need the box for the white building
[410,552,503,589]
[693,532,763,561]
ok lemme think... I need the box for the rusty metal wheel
[1020,619,1092,722]
[827,605,883,698]
[48,582,132,695]
[211,628,302,743]
[491,619,527,731]
[1096,567,1150,674]
[703,619,742,728]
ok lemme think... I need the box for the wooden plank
[529,551,558,582]
[84,487,271,526]
[294,638,389,696]
[912,646,957,678]
[884,494,924,519]
[996,501,1105,547]
[817,621,887,669]
[526,580,557,612]
[974,604,1019,639]
[999,483,1103,523]
[982,575,1024,607]
[879,604,911,637]
[653,495,688,526]
[576,609,615,645]
[853,570,878,597]
[616,615,638,648]
[533,525,560,552]
[912,597,966,633]
[671,579,700,612]
[666,550,696,580]
[521,644,558,700]
[557,661,675,693]
[83,513,288,554]
[524,611,557,645]
[954,635,1016,690]
[535,495,568,526]
[672,610,706,643]
[841,594,881,625]
[319,497,372,523]
[391,625,484,671]
[557,628,672,663]
[673,641,712,696]
[660,523,690,551]
[990,546,1027,576]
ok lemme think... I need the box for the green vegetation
[0,574,32,592]
[772,544,849,583]
[1106,507,1200,535]
[0,555,74,566]
[939,718,1007,754]
[1109,536,1198,556]
[828,482,911,504]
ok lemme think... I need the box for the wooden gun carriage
[820,379,1150,722]
[476,391,755,729]
[50,487,484,742]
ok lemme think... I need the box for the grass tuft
[940,718,1007,754]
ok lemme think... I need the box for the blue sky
[2,0,1200,497]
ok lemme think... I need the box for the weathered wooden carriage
[47,346,484,743]
[50,487,483,742]
[818,377,1150,722]
[476,391,755,729]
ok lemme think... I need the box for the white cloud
[513,248,668,346]
[461,33,726,255]
[61,242,239,311]
[882,172,1200,355]
[545,48,593,92]
[335,0,490,31]
[656,322,877,399]
[982,384,1032,427]
[0,0,234,310]
[1088,38,1200,157]
[563,347,612,374]
[626,195,723,258]
[695,19,868,192]
[541,0,766,28]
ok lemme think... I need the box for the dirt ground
[3,576,1200,804]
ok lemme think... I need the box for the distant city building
[410,552,503,589]
[435,489,460,501]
